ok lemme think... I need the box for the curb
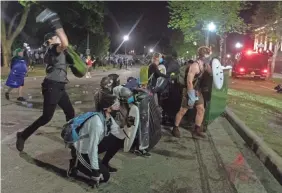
[224,107,282,185]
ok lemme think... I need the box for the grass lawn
[1,66,46,80]
[227,88,282,157]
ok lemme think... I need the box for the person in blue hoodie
[5,48,28,101]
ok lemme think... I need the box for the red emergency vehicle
[232,50,271,80]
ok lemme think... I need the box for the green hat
[13,48,23,57]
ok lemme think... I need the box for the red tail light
[239,68,245,72]
[262,69,268,73]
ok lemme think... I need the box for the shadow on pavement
[19,152,94,191]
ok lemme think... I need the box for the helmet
[119,87,133,101]
[100,77,113,89]
[108,74,120,87]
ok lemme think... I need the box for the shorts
[181,88,204,108]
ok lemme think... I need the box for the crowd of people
[4,10,215,189]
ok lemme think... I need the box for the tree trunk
[270,42,280,78]
[1,4,30,67]
[219,36,224,63]
[2,42,12,67]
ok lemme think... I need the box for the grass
[227,88,282,157]
[1,66,46,80]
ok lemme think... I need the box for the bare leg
[174,107,187,127]
[18,86,23,97]
[193,104,206,138]
[172,107,187,138]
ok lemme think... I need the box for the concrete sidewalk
[1,68,282,193]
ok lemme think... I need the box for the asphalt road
[1,68,282,193]
[229,77,281,99]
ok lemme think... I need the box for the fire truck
[232,49,272,80]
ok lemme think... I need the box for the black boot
[16,132,25,152]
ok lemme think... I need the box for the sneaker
[105,164,117,173]
[17,97,26,102]
[172,126,181,138]
[5,92,9,100]
[134,150,151,157]
[16,132,25,152]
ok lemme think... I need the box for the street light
[123,35,129,55]
[206,22,216,46]
[235,42,243,49]
[226,54,231,58]
[208,22,216,32]
[149,48,154,53]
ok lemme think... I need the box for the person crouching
[67,91,126,187]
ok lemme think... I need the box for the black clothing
[148,63,169,87]
[21,79,75,140]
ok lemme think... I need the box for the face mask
[159,57,163,63]
[127,96,134,104]
[202,54,211,65]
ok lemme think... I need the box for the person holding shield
[16,10,75,152]
[172,46,212,139]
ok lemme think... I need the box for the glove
[187,90,199,107]
[90,169,104,188]
[126,116,135,127]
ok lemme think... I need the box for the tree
[252,1,282,77]
[170,31,197,59]
[1,1,32,67]
[168,1,248,61]
[77,34,110,58]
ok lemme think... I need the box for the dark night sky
[104,1,258,55]
[104,1,171,54]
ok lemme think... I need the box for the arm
[55,28,69,53]
[154,65,169,78]
[187,63,199,91]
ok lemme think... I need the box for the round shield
[123,104,140,152]
[211,58,224,90]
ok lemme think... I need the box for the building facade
[253,22,282,74]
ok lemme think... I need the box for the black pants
[71,134,124,166]
[21,79,75,140]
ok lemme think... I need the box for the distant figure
[5,48,28,101]
[85,55,94,78]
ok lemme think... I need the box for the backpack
[177,64,190,86]
[61,112,105,145]
[139,65,150,85]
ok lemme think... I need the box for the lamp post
[123,35,129,55]
[206,22,216,47]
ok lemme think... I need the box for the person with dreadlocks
[67,90,126,187]
[16,12,75,152]
[5,48,28,101]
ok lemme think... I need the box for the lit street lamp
[149,48,154,53]
[123,35,129,55]
[206,22,216,46]
[226,54,231,58]
[235,42,243,49]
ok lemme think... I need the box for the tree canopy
[168,1,248,57]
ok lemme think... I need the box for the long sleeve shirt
[73,115,126,170]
